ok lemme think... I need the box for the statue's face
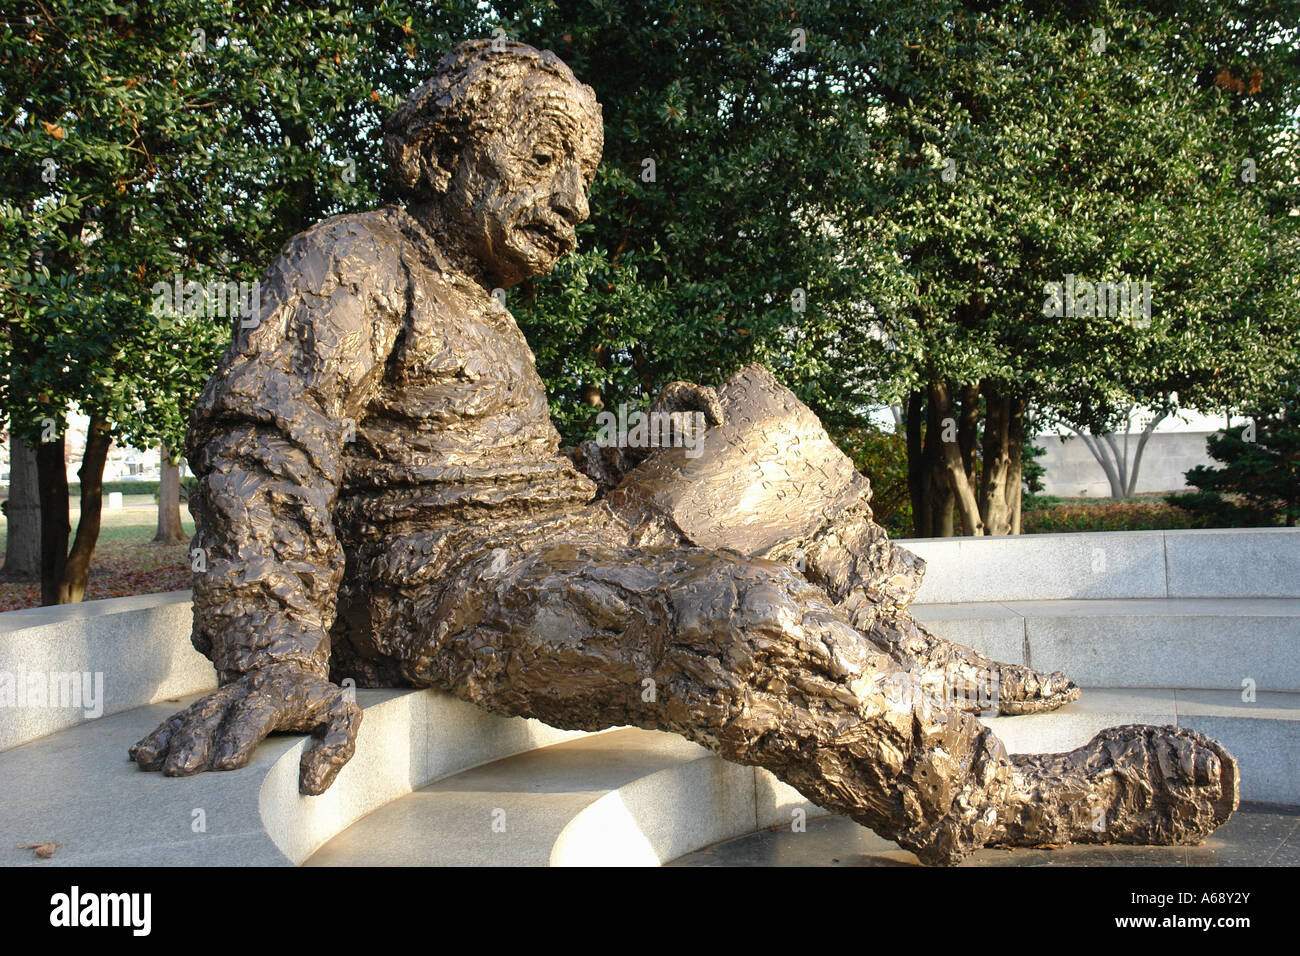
[439,76,602,288]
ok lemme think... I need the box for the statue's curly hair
[382,38,601,199]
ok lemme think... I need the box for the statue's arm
[131,222,404,792]
[187,227,402,679]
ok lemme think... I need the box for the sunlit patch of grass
[0,504,194,612]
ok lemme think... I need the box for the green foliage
[0,0,488,449]
[1166,379,1300,527]
[1161,489,1280,528]
[489,0,1300,523]
[1,1,228,448]
[830,424,912,538]
[849,0,1300,433]
[1021,491,1060,512]
[1023,496,1196,533]
[1021,437,1047,497]
[101,480,161,498]
[495,0,889,442]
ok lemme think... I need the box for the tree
[1167,382,1300,527]
[483,1,1298,539]
[1068,405,1171,499]
[1,431,40,576]
[833,423,913,537]
[2,1,243,601]
[849,0,1300,536]
[1,0,486,602]
[153,442,187,543]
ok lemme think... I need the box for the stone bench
[912,598,1300,692]
[898,527,1299,603]
[6,684,1292,867]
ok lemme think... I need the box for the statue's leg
[787,503,1080,715]
[404,537,1235,865]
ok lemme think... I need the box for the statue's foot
[989,724,1239,851]
[993,664,1081,715]
[869,615,1080,716]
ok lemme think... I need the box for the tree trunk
[59,415,112,603]
[1005,398,1025,535]
[3,433,41,577]
[36,430,71,606]
[1075,406,1169,499]
[933,471,955,537]
[906,385,975,537]
[930,383,984,535]
[978,383,1013,535]
[957,382,980,489]
[1124,410,1169,497]
[1103,432,1131,495]
[154,442,188,543]
[1078,431,1126,497]
[923,389,956,536]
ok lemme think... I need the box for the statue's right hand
[128,661,362,795]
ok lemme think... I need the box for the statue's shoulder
[269,206,415,295]
[220,207,417,374]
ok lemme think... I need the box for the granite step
[913,598,1300,692]
[4,684,1294,867]
[305,687,1300,867]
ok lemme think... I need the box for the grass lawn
[0,498,194,612]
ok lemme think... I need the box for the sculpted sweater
[185,205,597,685]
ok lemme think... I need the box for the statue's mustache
[516,214,574,252]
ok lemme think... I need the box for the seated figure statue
[130,38,1238,865]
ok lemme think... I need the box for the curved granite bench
[305,688,1300,867]
[0,686,592,866]
[1,527,1295,866]
[902,527,1300,697]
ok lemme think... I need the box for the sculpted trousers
[398,512,1015,865]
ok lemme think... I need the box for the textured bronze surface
[130,38,1239,865]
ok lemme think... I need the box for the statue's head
[383,39,603,288]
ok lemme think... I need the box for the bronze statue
[130,39,1238,865]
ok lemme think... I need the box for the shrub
[831,425,913,539]
[1165,382,1299,528]
[1022,497,1197,533]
